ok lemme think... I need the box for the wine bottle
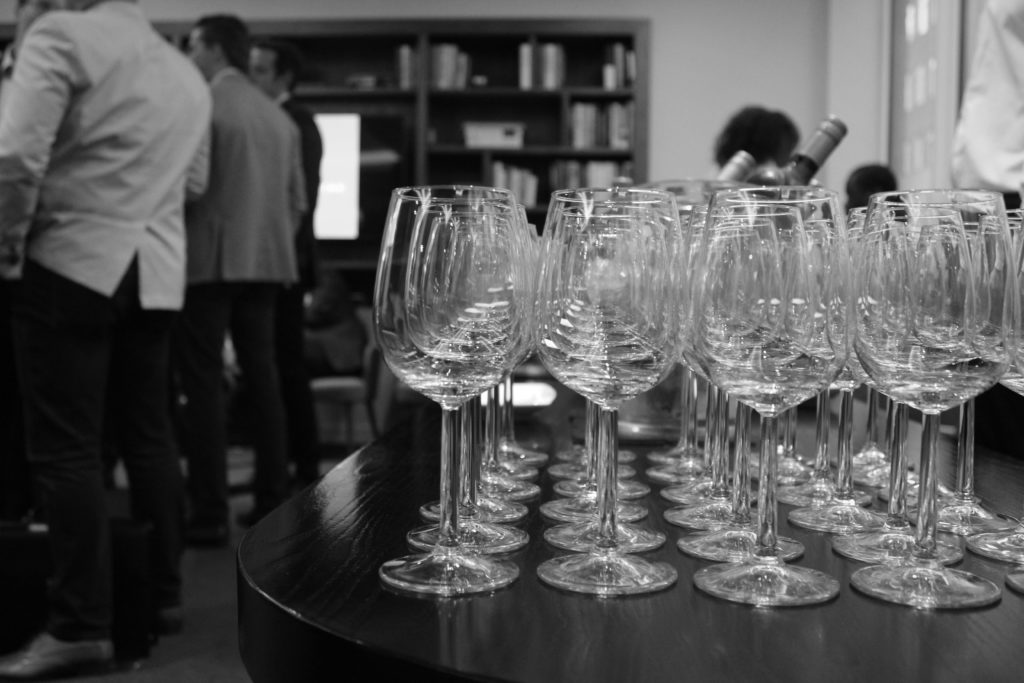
[745,115,848,186]
[716,150,756,182]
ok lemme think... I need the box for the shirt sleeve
[186,126,211,201]
[0,17,77,277]
[288,124,308,234]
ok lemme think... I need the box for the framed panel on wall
[888,0,963,189]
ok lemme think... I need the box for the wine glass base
[499,442,549,468]
[553,478,650,500]
[536,551,677,596]
[540,496,647,524]
[659,478,713,505]
[664,500,734,531]
[544,520,666,553]
[1007,567,1024,594]
[407,521,529,554]
[851,562,1002,609]
[646,463,704,485]
[478,474,541,502]
[419,497,528,525]
[937,504,1016,536]
[693,558,839,607]
[548,462,636,481]
[677,527,804,563]
[380,548,519,596]
[646,448,704,468]
[751,456,811,486]
[495,462,539,481]
[776,478,873,508]
[966,529,1024,563]
[555,445,637,464]
[788,502,885,534]
[831,527,963,565]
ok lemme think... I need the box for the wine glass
[786,217,883,532]
[686,185,849,606]
[534,187,681,595]
[965,208,1024,584]
[374,185,533,596]
[850,189,1014,609]
[495,209,551,470]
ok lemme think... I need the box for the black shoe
[0,632,114,680]
[185,521,229,547]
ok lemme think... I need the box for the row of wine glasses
[371,182,1023,607]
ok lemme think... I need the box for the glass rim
[709,184,840,205]
[391,184,516,201]
[549,186,676,205]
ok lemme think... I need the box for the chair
[311,342,380,450]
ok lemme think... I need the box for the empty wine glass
[685,185,849,606]
[374,185,533,596]
[534,187,681,595]
[850,189,1014,609]
[965,208,1024,583]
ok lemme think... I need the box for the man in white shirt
[951,0,1024,209]
[951,0,1024,459]
[0,0,211,677]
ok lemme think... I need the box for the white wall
[3,0,894,194]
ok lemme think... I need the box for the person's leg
[12,261,113,641]
[274,284,320,485]
[172,283,231,537]
[0,279,30,521]
[231,283,289,521]
[109,300,184,617]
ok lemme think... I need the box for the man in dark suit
[250,39,325,487]
[177,15,306,545]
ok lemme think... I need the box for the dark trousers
[173,282,288,523]
[274,284,320,483]
[0,279,29,521]
[12,260,184,641]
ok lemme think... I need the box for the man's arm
[186,126,211,202]
[286,124,308,235]
[0,16,75,279]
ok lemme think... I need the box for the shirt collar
[210,65,242,88]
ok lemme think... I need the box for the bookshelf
[195,19,652,224]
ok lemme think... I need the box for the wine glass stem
[812,390,831,481]
[954,398,977,503]
[683,368,700,454]
[500,372,515,448]
[912,412,942,560]
[584,398,599,481]
[864,386,878,449]
[461,396,481,510]
[707,385,729,497]
[596,404,620,549]
[482,385,500,472]
[885,402,910,525]
[438,405,463,548]
[755,413,780,558]
[835,388,855,497]
[731,402,752,521]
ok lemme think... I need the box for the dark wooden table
[237,383,1024,683]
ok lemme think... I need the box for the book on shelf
[518,42,533,90]
[431,43,471,89]
[570,101,633,149]
[396,44,415,90]
[492,160,538,207]
[539,42,564,90]
[550,159,633,189]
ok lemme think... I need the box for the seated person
[304,270,367,378]
[712,105,800,176]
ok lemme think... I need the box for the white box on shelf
[463,121,525,149]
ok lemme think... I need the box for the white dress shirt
[951,0,1024,194]
[0,0,211,309]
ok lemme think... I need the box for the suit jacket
[0,1,211,308]
[282,97,323,291]
[186,68,305,285]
